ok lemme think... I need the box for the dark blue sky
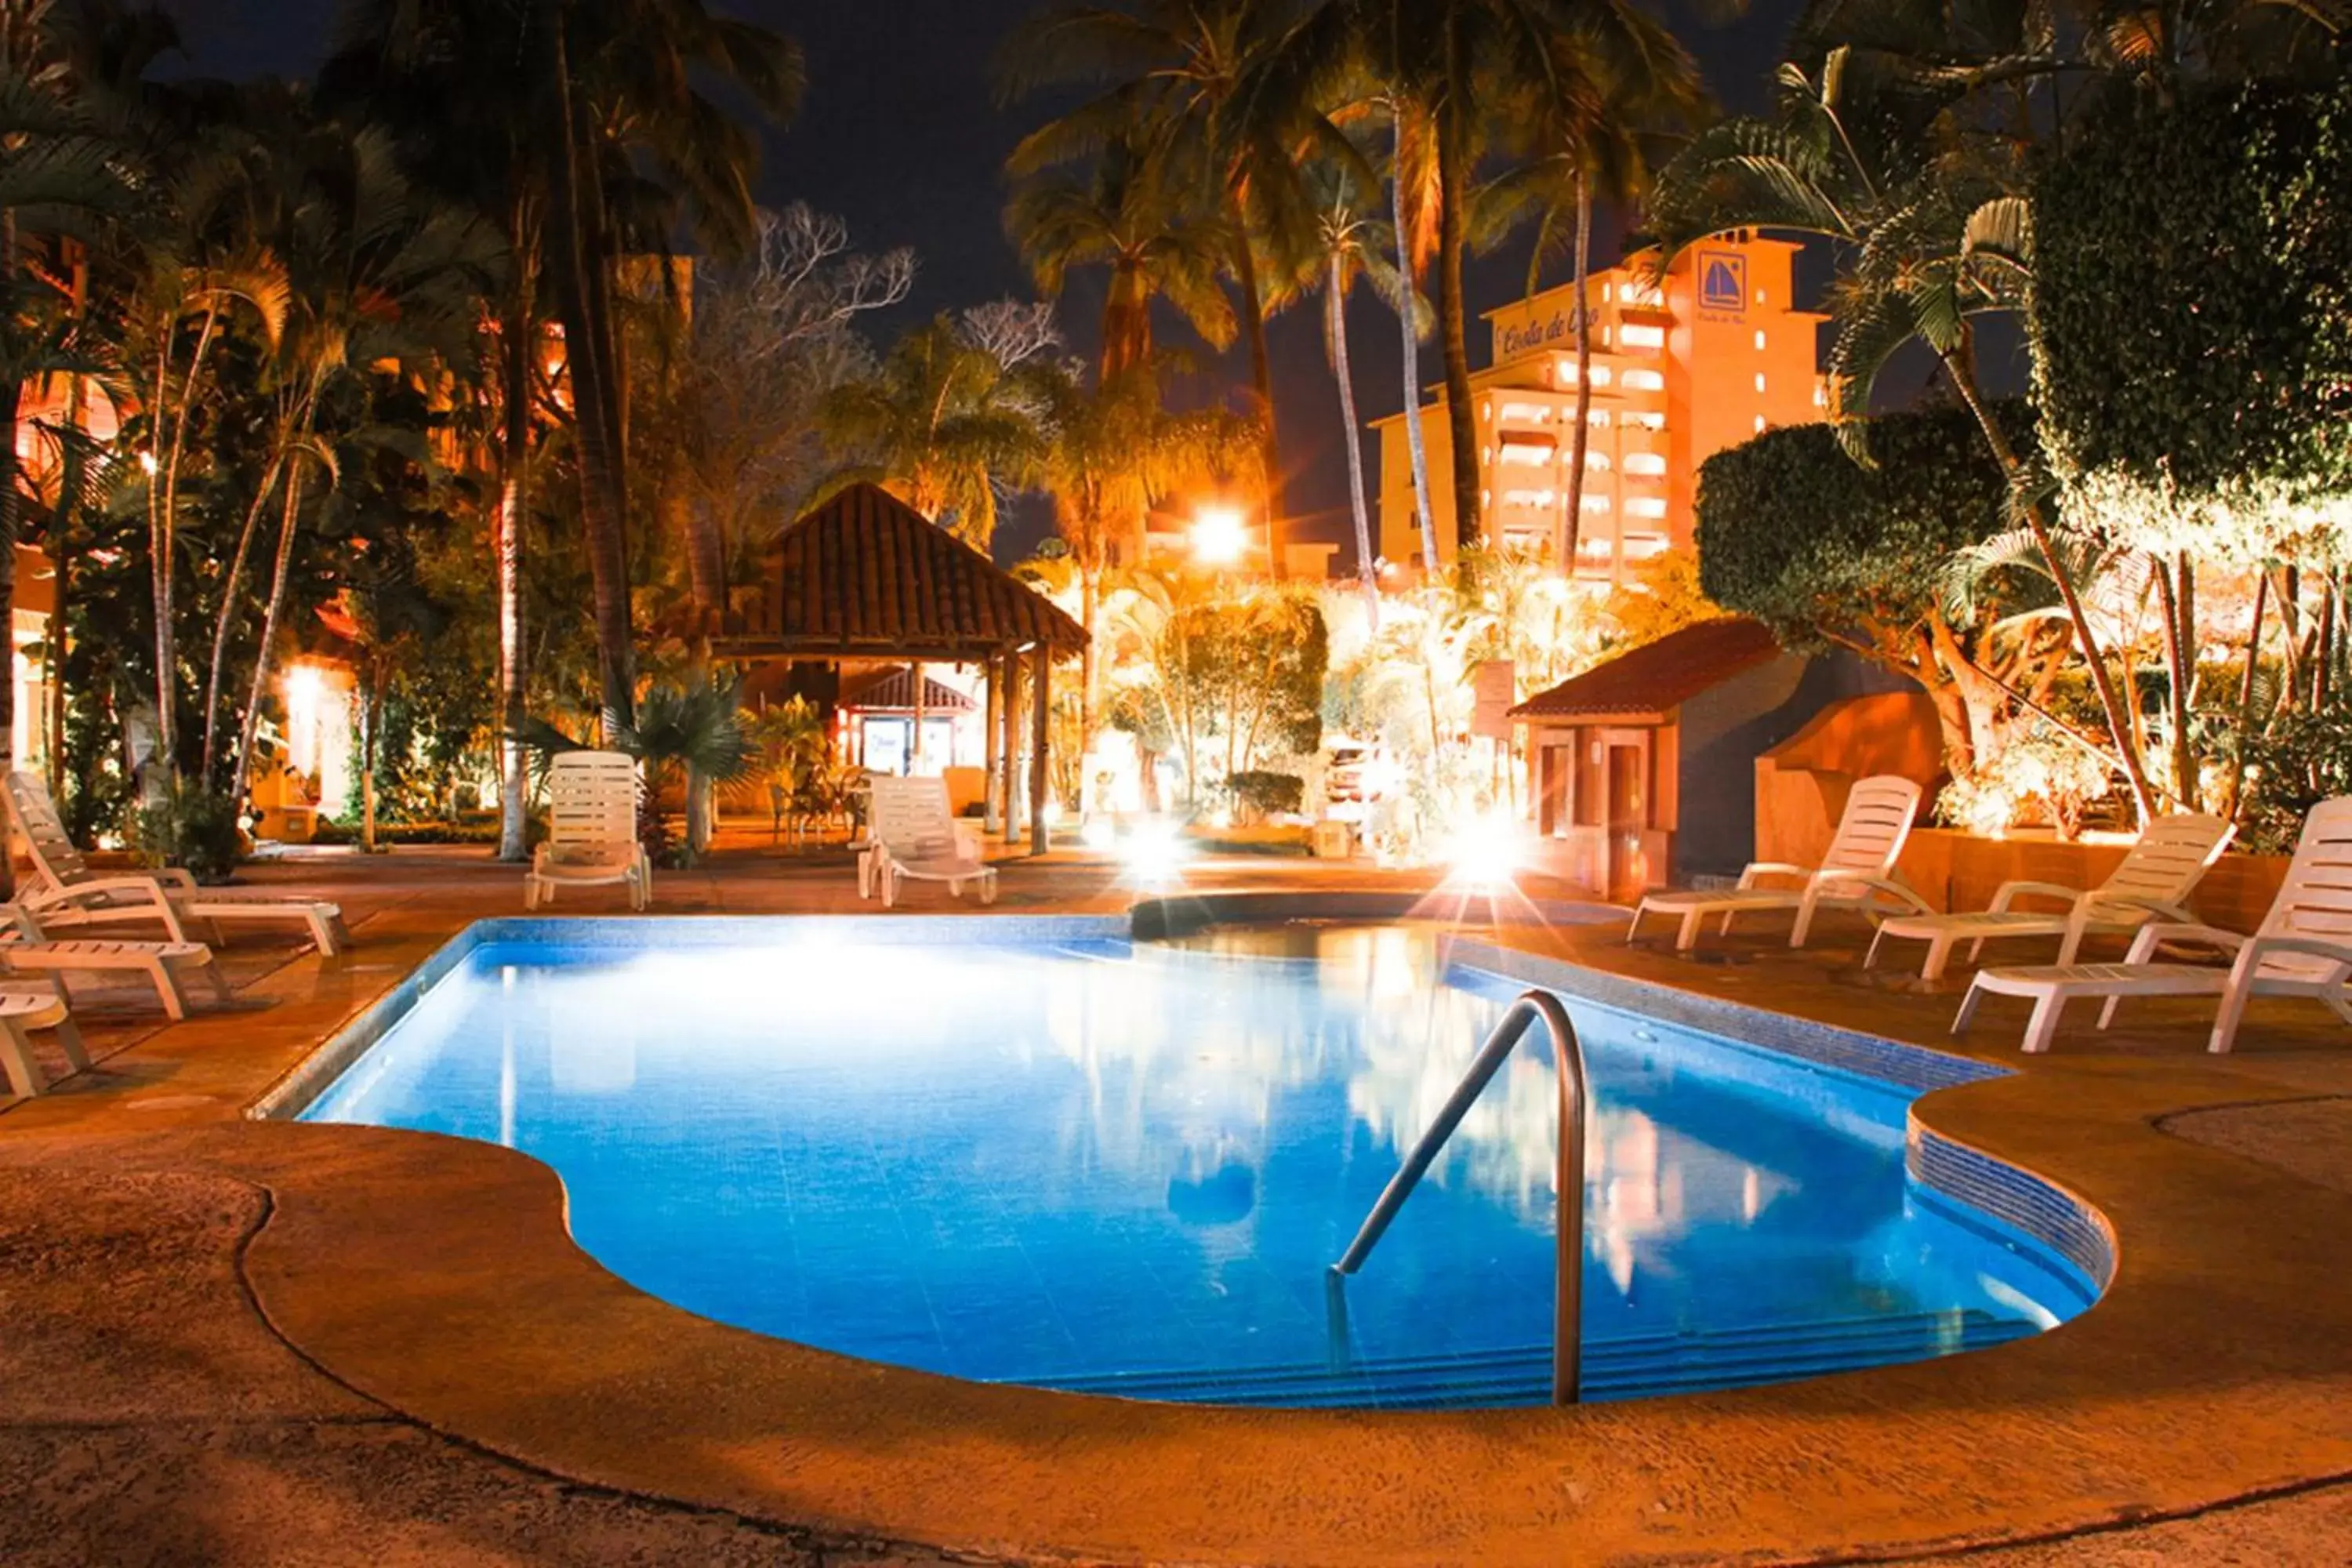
[163,1,1811,560]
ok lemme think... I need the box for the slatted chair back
[544,752,641,860]
[867,775,960,862]
[2097,813,2235,906]
[2264,796,2352,944]
[5,771,95,892]
[1820,775,1925,877]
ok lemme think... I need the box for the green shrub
[2238,709,2352,855]
[1227,770,1305,822]
[130,782,243,884]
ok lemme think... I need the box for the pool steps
[1029,1308,2036,1409]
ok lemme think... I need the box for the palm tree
[1266,156,1411,618]
[1007,125,1236,382]
[210,118,499,806]
[1645,50,2161,818]
[1000,0,1313,526]
[1477,6,1706,575]
[1253,0,1595,554]
[818,311,1052,550]
[1031,357,1264,774]
[0,6,129,840]
[330,0,802,740]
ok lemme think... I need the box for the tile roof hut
[713,484,1088,853]
[1509,617,1914,898]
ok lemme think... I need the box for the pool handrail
[1330,989,1588,1404]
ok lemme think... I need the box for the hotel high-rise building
[1370,234,1828,581]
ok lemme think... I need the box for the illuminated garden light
[1123,818,1189,885]
[1446,812,1528,890]
[1190,504,1249,567]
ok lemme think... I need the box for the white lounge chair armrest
[1988,880,2085,914]
[1811,869,1934,917]
[31,875,176,909]
[2238,933,2352,975]
[953,821,983,859]
[2077,892,2198,928]
[2124,921,2245,964]
[1736,862,1810,890]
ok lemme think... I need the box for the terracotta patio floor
[2,834,2347,1566]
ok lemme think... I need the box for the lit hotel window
[1754,372,1767,394]
[1627,496,1668,520]
[1621,368,1663,392]
[1581,493,1612,513]
[1627,410,1667,431]
[1814,385,1829,408]
[1754,329,1767,351]
[1584,451,1611,471]
[1755,289,1766,304]
[1577,535,1613,557]
[1504,488,1555,509]
[1755,415,1767,434]
[1623,452,1667,477]
[1621,323,1664,350]
[1555,359,1612,387]
[1622,533,1671,561]
[1497,440,1553,466]
[1587,409,1611,427]
[1497,401,1549,423]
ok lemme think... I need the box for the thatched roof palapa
[715,483,1087,661]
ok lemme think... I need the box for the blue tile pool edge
[1444,935,2118,1295]
[246,913,1134,1123]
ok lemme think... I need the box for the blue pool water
[303,924,2096,1407]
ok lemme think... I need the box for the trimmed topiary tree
[2032,76,2352,561]
[1696,403,2060,771]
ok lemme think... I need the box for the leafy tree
[1697,404,2067,772]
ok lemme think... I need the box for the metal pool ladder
[1330,990,1589,1404]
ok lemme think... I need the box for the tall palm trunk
[1328,255,1377,624]
[1226,195,1281,573]
[148,303,223,779]
[1433,90,1479,554]
[230,463,307,805]
[1389,108,1438,577]
[495,241,534,862]
[548,15,635,735]
[201,450,287,779]
[1940,350,2157,819]
[1560,172,1593,578]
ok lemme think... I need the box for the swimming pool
[297,918,2098,1409]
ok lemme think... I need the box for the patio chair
[4,771,347,956]
[864,775,996,908]
[0,983,89,1098]
[1954,796,2352,1054]
[524,750,651,910]
[0,902,227,1021]
[1627,775,1929,953]
[1865,812,2235,981]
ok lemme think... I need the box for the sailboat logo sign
[1697,250,1746,319]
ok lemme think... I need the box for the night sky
[163,0,1812,561]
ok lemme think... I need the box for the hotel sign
[1697,249,1746,321]
[1494,303,1573,364]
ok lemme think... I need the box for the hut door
[1605,743,1647,902]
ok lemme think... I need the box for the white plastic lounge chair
[1627,775,1928,952]
[0,902,227,1021]
[1866,812,2235,981]
[525,750,650,910]
[0,984,88,1098]
[1955,797,2352,1054]
[864,775,996,908]
[4,771,346,956]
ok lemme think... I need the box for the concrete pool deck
[2,838,2350,1565]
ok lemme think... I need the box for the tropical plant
[1646,46,2160,818]
[818,309,1055,549]
[1005,122,1236,382]
[1000,0,1316,523]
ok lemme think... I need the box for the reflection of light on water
[1978,1273,2061,1330]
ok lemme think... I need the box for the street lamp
[1190,504,1249,567]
